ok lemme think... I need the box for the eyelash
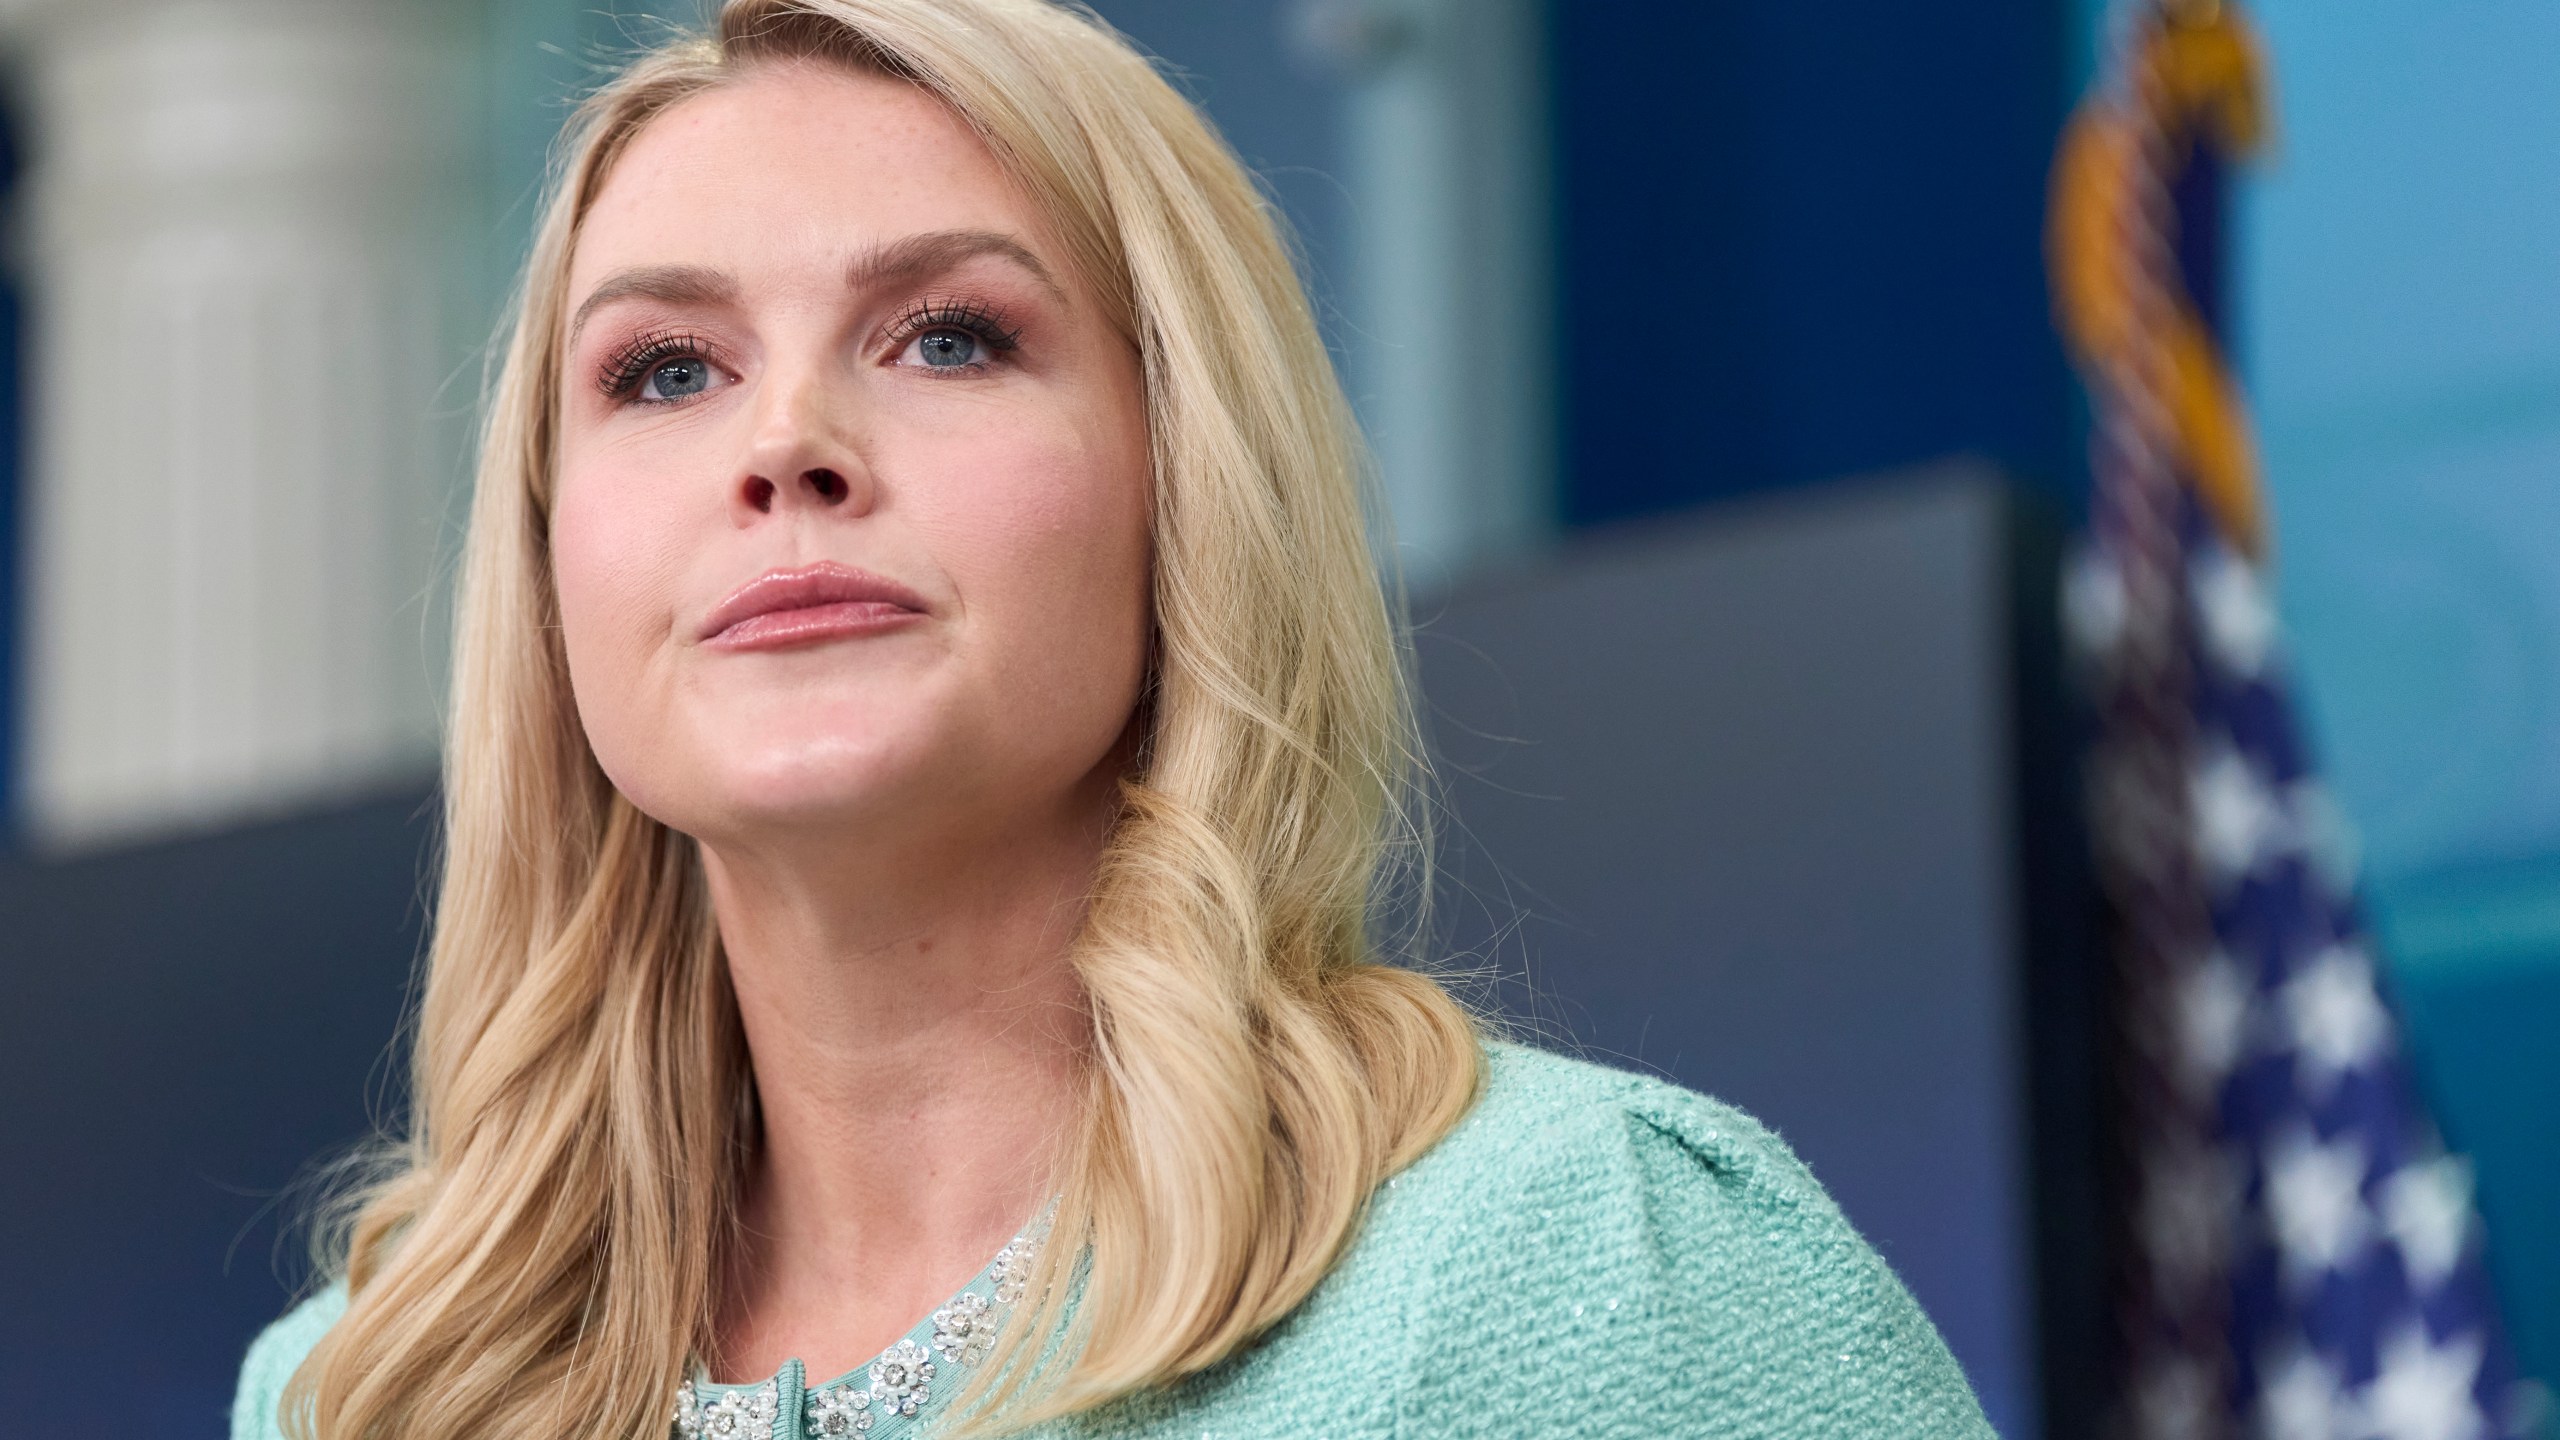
[885,299,1023,367]
[597,329,714,401]
[593,300,1026,404]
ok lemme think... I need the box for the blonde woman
[229,3,1995,1436]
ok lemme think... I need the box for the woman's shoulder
[1331,1038,1995,1437]
[230,1283,347,1440]
[1427,1036,1804,1180]
[1378,1036,1861,1238]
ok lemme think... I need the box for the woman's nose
[732,373,876,521]
[739,467,856,514]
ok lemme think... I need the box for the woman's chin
[612,741,938,844]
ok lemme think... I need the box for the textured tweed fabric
[233,1041,1995,1439]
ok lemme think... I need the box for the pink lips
[698,561,929,651]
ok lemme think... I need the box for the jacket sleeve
[229,1284,347,1440]
[1395,1079,1996,1439]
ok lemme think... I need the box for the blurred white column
[1293,0,1553,593]
[0,0,474,849]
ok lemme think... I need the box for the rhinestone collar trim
[672,1212,1050,1440]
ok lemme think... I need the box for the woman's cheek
[550,465,687,762]
[961,444,1144,637]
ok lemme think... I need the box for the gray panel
[1414,463,2035,1435]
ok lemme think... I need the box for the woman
[232,2,1995,1436]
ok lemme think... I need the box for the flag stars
[2193,743,2286,885]
[2132,1355,2218,1440]
[2258,1347,2353,1440]
[2177,949,2254,1096]
[2283,944,2390,1096]
[2139,1142,2238,1290]
[2065,549,2130,662]
[2265,1127,2371,1289]
[2193,545,2279,679]
[2367,1325,2487,1440]
[2383,1156,2478,1292]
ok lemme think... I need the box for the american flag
[2051,3,2536,1437]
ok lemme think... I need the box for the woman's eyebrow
[566,233,1061,346]
[848,229,1066,304]
[568,263,740,344]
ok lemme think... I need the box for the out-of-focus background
[0,2,2552,1436]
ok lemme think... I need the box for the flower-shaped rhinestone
[988,1240,1034,1306]
[678,1380,778,1440]
[803,1383,873,1438]
[931,1290,997,1367]
[868,1338,936,1417]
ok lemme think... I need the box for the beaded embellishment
[987,1238,1035,1306]
[678,1210,1050,1440]
[675,1378,781,1440]
[802,1384,873,1438]
[930,1291,996,1367]
[868,1338,936,1417]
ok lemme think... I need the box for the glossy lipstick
[698,561,928,651]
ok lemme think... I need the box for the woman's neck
[697,802,1102,1384]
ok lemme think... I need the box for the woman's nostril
[744,476,777,514]
[805,468,848,504]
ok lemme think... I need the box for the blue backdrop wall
[1551,0,2077,526]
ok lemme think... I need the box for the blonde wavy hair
[285,1,1482,1436]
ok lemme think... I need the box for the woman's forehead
[569,64,1047,295]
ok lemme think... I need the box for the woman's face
[553,63,1153,853]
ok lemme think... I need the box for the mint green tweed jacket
[233,1042,1994,1439]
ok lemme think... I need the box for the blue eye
[914,329,979,368]
[889,303,1020,373]
[643,356,713,399]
